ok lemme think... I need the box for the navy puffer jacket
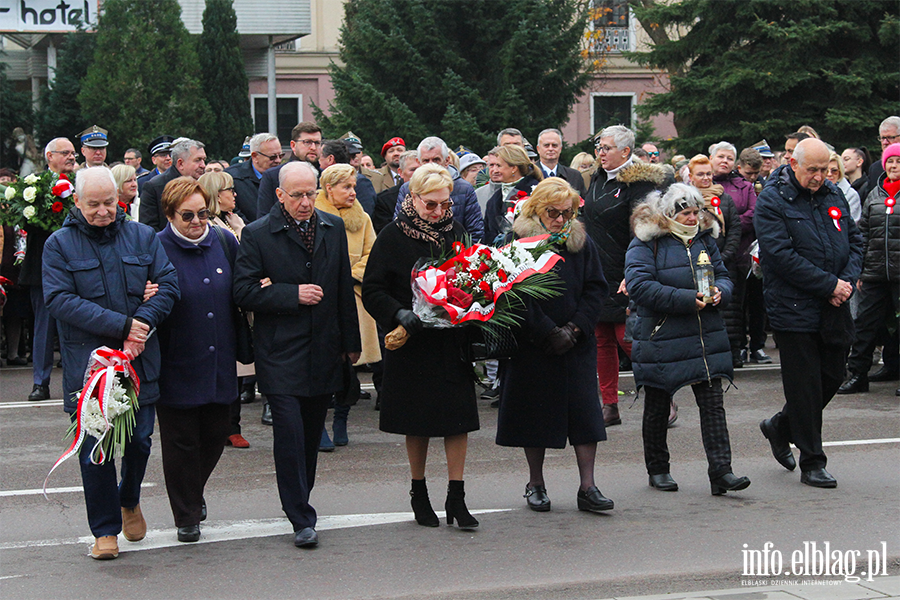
[625,206,733,395]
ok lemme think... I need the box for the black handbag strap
[211,224,234,267]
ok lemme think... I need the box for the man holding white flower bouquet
[42,167,179,560]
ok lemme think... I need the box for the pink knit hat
[883,143,900,170]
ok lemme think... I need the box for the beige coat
[315,190,382,365]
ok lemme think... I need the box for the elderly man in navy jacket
[233,161,360,549]
[755,138,863,489]
[43,167,179,559]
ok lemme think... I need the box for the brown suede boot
[91,535,119,560]
[122,504,146,542]
[602,403,621,426]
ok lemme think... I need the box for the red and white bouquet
[1,171,74,239]
[44,348,140,496]
[385,236,563,350]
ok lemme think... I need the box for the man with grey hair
[867,116,900,190]
[536,128,586,196]
[755,138,862,488]
[19,137,78,400]
[139,138,207,231]
[583,124,671,427]
[391,136,484,240]
[497,128,524,147]
[226,133,282,222]
[234,160,360,549]
[43,166,179,559]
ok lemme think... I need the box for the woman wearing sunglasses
[363,163,480,530]
[625,183,750,496]
[155,176,241,542]
[495,178,614,515]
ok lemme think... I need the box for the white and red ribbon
[42,347,139,499]
[828,207,842,231]
[886,197,896,216]
[710,196,722,217]
[51,173,74,198]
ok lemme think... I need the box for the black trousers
[744,274,768,352]
[266,393,331,531]
[847,281,900,375]
[770,331,847,471]
[643,379,732,479]
[156,403,230,527]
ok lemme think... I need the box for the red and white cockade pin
[710,196,722,216]
[828,207,842,231]
[886,197,896,215]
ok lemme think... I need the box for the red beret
[381,137,405,157]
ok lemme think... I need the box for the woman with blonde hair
[363,163,479,530]
[315,163,380,448]
[825,151,861,222]
[496,177,614,514]
[569,151,594,172]
[482,144,543,245]
[111,164,139,219]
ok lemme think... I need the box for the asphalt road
[1,350,898,600]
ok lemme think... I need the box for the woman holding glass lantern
[624,183,750,496]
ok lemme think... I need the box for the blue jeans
[79,403,155,537]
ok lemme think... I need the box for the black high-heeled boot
[445,480,479,530]
[410,479,439,527]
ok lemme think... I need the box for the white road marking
[821,437,900,447]
[0,509,511,552]
[0,400,64,408]
[0,483,156,498]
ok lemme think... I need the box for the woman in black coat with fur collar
[495,178,614,515]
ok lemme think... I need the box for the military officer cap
[238,136,252,158]
[148,135,175,156]
[79,125,108,148]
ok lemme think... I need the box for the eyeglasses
[279,188,316,201]
[646,151,660,157]
[50,150,76,157]
[294,139,322,147]
[595,145,617,154]
[221,187,235,193]
[879,134,900,143]
[257,151,285,161]
[415,194,453,211]
[175,208,211,222]
[546,208,574,220]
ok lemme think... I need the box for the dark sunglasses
[175,208,211,222]
[546,207,574,220]
[415,194,453,211]
[647,151,660,157]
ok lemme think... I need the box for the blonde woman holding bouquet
[362,163,479,530]
[495,177,614,515]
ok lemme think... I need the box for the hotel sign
[0,1,98,32]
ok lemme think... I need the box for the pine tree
[34,30,95,148]
[314,0,592,155]
[628,0,900,154]
[198,0,253,160]
[77,0,213,161]
[0,61,34,169]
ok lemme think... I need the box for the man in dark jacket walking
[755,138,863,489]
[233,161,360,549]
[582,125,671,426]
[226,133,283,222]
[42,167,179,559]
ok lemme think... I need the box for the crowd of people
[0,114,897,559]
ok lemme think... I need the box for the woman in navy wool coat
[625,183,751,496]
[156,177,239,543]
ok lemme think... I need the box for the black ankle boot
[710,472,751,496]
[445,480,479,530]
[410,479,439,527]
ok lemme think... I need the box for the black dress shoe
[261,403,273,426]
[577,486,614,512]
[200,502,207,522]
[239,382,256,404]
[869,366,899,382]
[837,373,868,394]
[177,525,200,542]
[710,472,751,495]
[801,468,837,488]
[27,384,50,401]
[749,349,773,364]
[524,483,551,511]
[648,473,678,491]
[6,357,27,366]
[759,418,796,471]
[294,527,318,548]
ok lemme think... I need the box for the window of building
[251,96,302,146]
[590,0,632,53]
[592,93,634,131]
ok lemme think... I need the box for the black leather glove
[395,308,424,337]
[544,326,577,355]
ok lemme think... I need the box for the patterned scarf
[540,217,574,248]
[397,194,454,246]
[280,203,317,251]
